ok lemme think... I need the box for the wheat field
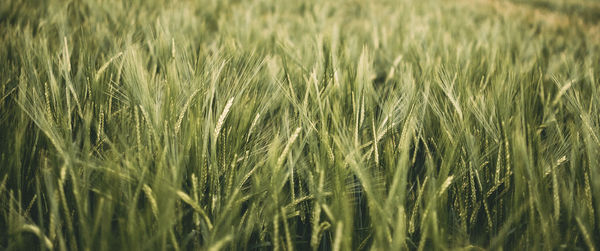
[1,0,599,250]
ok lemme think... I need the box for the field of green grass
[1,0,599,250]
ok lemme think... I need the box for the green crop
[1,0,599,250]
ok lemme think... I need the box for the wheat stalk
[214,97,234,139]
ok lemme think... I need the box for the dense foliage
[1,0,599,249]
